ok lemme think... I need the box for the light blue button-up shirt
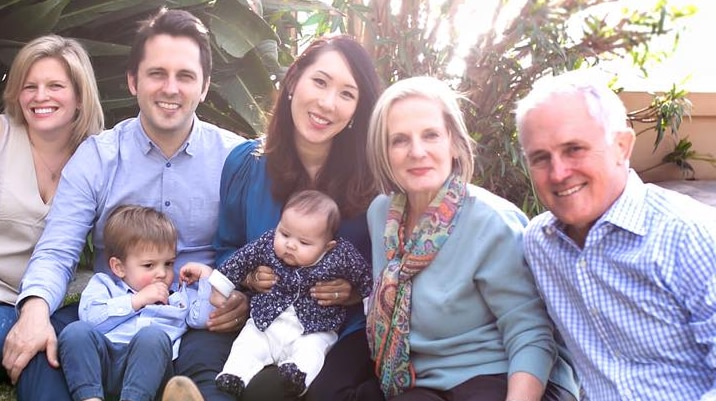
[525,171,716,401]
[19,115,243,313]
[79,272,214,359]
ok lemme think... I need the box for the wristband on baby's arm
[208,270,235,298]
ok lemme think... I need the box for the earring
[348,119,354,129]
[287,93,293,101]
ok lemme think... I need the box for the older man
[516,71,716,401]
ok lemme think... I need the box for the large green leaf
[101,97,138,110]
[0,0,282,139]
[211,72,270,134]
[0,0,69,40]
[206,0,278,59]
[198,99,254,137]
[254,38,285,79]
[0,0,23,12]
[74,39,130,57]
[55,0,212,31]
[0,40,25,66]
[262,0,334,12]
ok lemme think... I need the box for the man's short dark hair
[126,7,212,86]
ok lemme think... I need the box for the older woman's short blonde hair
[2,34,104,151]
[367,76,476,194]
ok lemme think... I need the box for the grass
[0,287,85,400]
[0,383,15,400]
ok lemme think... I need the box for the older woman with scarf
[364,76,579,401]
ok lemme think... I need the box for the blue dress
[214,139,372,337]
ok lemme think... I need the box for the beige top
[0,115,50,305]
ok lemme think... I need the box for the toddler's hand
[179,262,213,284]
[132,282,170,310]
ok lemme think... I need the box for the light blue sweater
[367,184,578,395]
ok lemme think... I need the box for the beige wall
[621,92,716,183]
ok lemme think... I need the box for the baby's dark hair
[103,205,177,261]
[282,190,341,237]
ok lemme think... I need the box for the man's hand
[3,297,57,384]
[207,290,249,332]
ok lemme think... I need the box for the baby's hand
[179,262,213,284]
[245,265,277,293]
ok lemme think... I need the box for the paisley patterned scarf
[366,174,466,398]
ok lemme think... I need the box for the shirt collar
[113,276,136,294]
[132,113,199,157]
[600,170,648,236]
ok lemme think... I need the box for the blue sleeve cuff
[508,346,554,386]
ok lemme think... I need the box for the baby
[208,189,372,397]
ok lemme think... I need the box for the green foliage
[78,233,93,269]
[628,84,692,150]
[641,137,716,179]
[0,0,702,219]
[0,384,15,401]
[0,0,283,136]
[63,291,81,306]
[297,0,697,216]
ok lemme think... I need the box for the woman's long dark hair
[264,35,382,218]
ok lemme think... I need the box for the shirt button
[164,201,171,207]
[166,162,171,167]
[590,308,599,316]
[577,259,587,268]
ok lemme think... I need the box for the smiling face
[290,50,359,152]
[386,96,454,207]
[19,57,78,138]
[110,245,176,292]
[520,92,634,242]
[273,207,336,267]
[127,34,209,142]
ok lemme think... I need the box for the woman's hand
[505,371,545,401]
[243,265,277,293]
[311,278,360,306]
[207,290,249,333]
[3,298,56,384]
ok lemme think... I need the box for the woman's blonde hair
[2,34,104,150]
[367,76,476,194]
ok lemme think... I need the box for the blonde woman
[0,33,103,381]
[365,76,578,401]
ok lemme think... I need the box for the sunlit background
[318,0,713,92]
[446,0,714,92]
[609,0,716,92]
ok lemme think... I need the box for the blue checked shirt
[525,171,716,401]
